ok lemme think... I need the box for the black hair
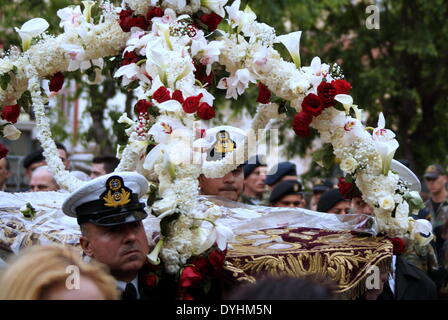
[92,156,120,174]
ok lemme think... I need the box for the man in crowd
[90,156,120,179]
[198,165,244,202]
[350,196,374,215]
[62,172,161,300]
[269,180,306,208]
[310,178,333,211]
[29,166,60,192]
[0,157,11,191]
[418,164,448,263]
[265,161,298,190]
[23,142,71,183]
[241,155,267,205]
[317,189,351,215]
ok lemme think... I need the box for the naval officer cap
[62,172,149,227]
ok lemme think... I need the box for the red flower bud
[208,249,226,271]
[301,93,324,117]
[388,237,406,255]
[172,90,184,104]
[131,16,149,31]
[331,79,352,95]
[49,72,64,92]
[0,143,8,159]
[146,7,164,21]
[179,266,203,288]
[152,86,171,103]
[182,93,203,113]
[144,274,158,287]
[256,82,271,104]
[119,9,134,32]
[121,51,142,66]
[199,12,222,32]
[197,102,215,120]
[135,99,152,115]
[1,104,21,124]
[317,82,337,107]
[292,111,312,138]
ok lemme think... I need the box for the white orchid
[191,38,224,75]
[15,18,49,51]
[57,6,83,31]
[277,31,302,68]
[217,68,256,99]
[148,117,184,144]
[341,117,369,145]
[201,0,228,17]
[114,63,149,86]
[225,0,255,30]
[372,113,399,175]
[2,124,21,141]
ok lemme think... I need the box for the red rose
[119,9,134,32]
[191,256,209,274]
[199,12,222,32]
[338,177,353,199]
[144,274,158,287]
[49,72,64,92]
[197,102,215,120]
[135,99,152,114]
[146,7,163,21]
[292,111,312,137]
[182,93,203,113]
[131,15,149,31]
[121,51,141,66]
[172,90,184,104]
[179,266,203,288]
[301,93,324,117]
[332,79,352,95]
[388,237,406,255]
[256,82,271,104]
[1,104,21,124]
[194,62,213,87]
[317,82,337,107]
[0,143,8,159]
[152,86,171,103]
[208,249,226,271]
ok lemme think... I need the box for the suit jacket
[378,255,437,300]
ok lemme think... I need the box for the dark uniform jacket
[378,256,437,300]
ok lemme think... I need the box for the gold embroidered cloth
[224,227,393,299]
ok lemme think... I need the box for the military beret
[62,172,148,227]
[312,178,333,193]
[265,162,297,186]
[317,189,345,213]
[424,164,446,179]
[243,155,267,178]
[269,180,303,204]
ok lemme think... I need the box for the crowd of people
[0,146,447,300]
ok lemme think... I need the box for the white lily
[157,100,182,114]
[214,223,235,250]
[143,144,165,172]
[334,94,353,114]
[15,18,49,51]
[147,238,164,265]
[2,124,21,141]
[146,42,169,85]
[411,219,433,246]
[201,0,228,17]
[152,193,178,219]
[82,1,95,23]
[117,112,135,126]
[372,113,399,175]
[277,31,302,68]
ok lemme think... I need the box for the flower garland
[0,0,433,284]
